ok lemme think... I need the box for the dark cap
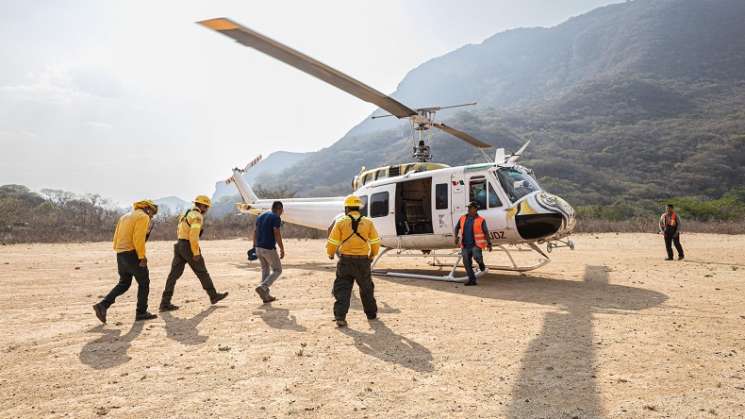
[467,201,481,209]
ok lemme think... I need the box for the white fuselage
[232,164,575,250]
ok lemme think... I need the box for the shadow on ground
[376,265,667,418]
[340,320,434,373]
[161,306,219,345]
[253,305,306,332]
[79,321,144,370]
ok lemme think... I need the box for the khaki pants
[256,247,282,290]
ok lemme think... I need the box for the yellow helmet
[133,200,158,214]
[194,195,212,207]
[344,195,363,208]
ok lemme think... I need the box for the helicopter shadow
[161,306,219,346]
[79,321,144,370]
[376,265,667,418]
[339,319,434,373]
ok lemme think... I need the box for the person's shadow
[340,320,433,372]
[349,291,401,314]
[253,306,307,332]
[161,306,218,345]
[79,322,144,370]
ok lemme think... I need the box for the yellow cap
[194,195,212,207]
[344,195,363,207]
[133,200,158,214]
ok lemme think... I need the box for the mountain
[154,196,189,216]
[212,151,308,201]
[258,0,745,211]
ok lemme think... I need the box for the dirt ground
[1,233,744,418]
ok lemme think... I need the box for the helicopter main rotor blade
[432,123,491,148]
[198,18,418,119]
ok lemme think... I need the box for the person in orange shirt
[659,204,685,261]
[93,200,159,323]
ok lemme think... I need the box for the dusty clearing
[1,233,744,418]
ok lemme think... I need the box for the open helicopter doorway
[395,178,434,235]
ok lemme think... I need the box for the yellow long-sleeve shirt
[177,207,205,256]
[112,209,150,259]
[326,211,381,258]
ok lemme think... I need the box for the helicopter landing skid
[371,243,550,283]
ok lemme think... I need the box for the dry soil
[1,233,744,418]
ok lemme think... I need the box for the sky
[0,0,620,204]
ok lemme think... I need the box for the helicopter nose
[514,193,576,240]
[536,192,576,233]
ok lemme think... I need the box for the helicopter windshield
[496,167,540,202]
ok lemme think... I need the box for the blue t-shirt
[462,216,475,247]
[256,212,281,250]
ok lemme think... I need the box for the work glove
[139,258,148,268]
[193,254,202,262]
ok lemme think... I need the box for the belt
[340,254,370,260]
[178,239,190,242]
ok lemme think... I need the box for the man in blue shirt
[253,201,285,303]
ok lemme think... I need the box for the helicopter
[199,17,576,282]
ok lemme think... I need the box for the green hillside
[258,0,745,216]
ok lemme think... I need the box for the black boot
[135,312,158,321]
[93,303,107,324]
[210,292,229,305]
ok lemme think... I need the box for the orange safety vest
[458,215,488,249]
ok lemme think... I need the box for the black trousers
[333,256,377,320]
[161,240,217,304]
[101,250,149,314]
[664,233,684,259]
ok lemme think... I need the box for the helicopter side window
[435,183,448,210]
[359,195,369,217]
[370,192,389,218]
[497,167,540,202]
[361,173,372,185]
[375,169,387,181]
[488,182,502,208]
[469,177,487,210]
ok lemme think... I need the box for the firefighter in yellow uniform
[93,200,159,323]
[326,195,381,327]
[159,195,228,311]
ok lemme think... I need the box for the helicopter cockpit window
[497,167,540,202]
[488,182,502,208]
[469,177,487,210]
[370,192,389,218]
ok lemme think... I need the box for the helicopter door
[432,179,453,235]
[450,173,467,219]
[395,178,433,236]
[368,184,396,240]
